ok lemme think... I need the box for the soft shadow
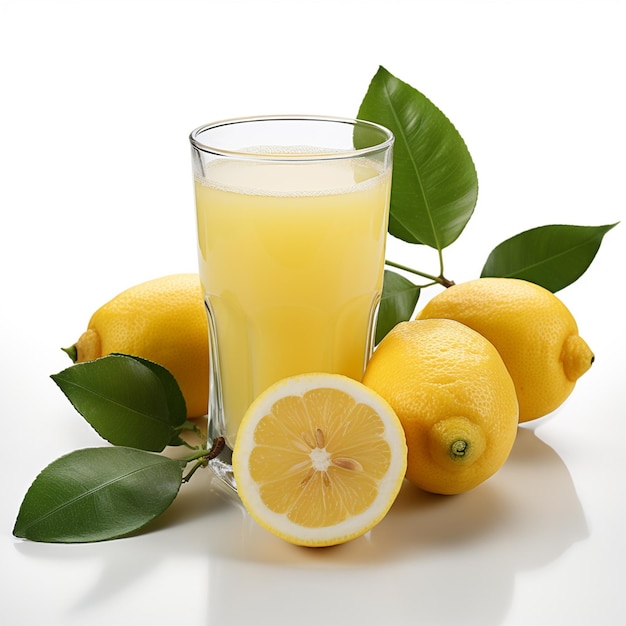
[202,425,587,567]
[13,468,243,613]
[369,424,589,565]
[14,426,588,626]
[200,425,589,626]
[355,425,589,625]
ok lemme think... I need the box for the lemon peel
[73,328,101,362]
[429,417,487,466]
[67,274,208,418]
[363,319,518,495]
[416,277,594,421]
[561,334,594,382]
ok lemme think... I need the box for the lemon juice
[195,153,391,446]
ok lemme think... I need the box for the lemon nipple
[561,335,594,382]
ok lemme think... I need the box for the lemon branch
[181,436,226,483]
[385,259,455,289]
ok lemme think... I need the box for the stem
[182,436,225,464]
[175,420,206,451]
[181,419,204,439]
[385,259,455,288]
[450,440,468,458]
[61,345,78,363]
[181,436,226,483]
[182,459,206,483]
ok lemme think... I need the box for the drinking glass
[190,116,393,490]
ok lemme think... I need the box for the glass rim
[189,115,394,161]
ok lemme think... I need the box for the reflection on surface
[205,425,588,565]
[14,426,588,626]
[204,425,588,626]
[13,465,240,616]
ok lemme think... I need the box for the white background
[1,1,624,625]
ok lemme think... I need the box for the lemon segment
[232,373,407,547]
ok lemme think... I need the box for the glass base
[207,441,238,493]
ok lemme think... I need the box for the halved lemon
[232,373,408,547]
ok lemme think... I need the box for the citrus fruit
[362,319,519,495]
[232,373,407,547]
[67,274,208,418]
[415,277,594,422]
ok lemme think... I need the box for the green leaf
[51,354,187,452]
[358,66,478,250]
[13,447,183,543]
[480,223,618,292]
[116,354,188,446]
[375,270,421,344]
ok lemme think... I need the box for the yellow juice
[195,153,391,447]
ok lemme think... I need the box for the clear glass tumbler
[190,116,393,490]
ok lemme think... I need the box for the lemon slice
[232,373,407,547]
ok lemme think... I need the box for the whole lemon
[362,318,519,495]
[67,274,208,418]
[415,277,594,422]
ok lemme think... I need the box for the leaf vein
[381,79,440,249]
[59,378,169,426]
[502,236,603,276]
[19,462,165,533]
